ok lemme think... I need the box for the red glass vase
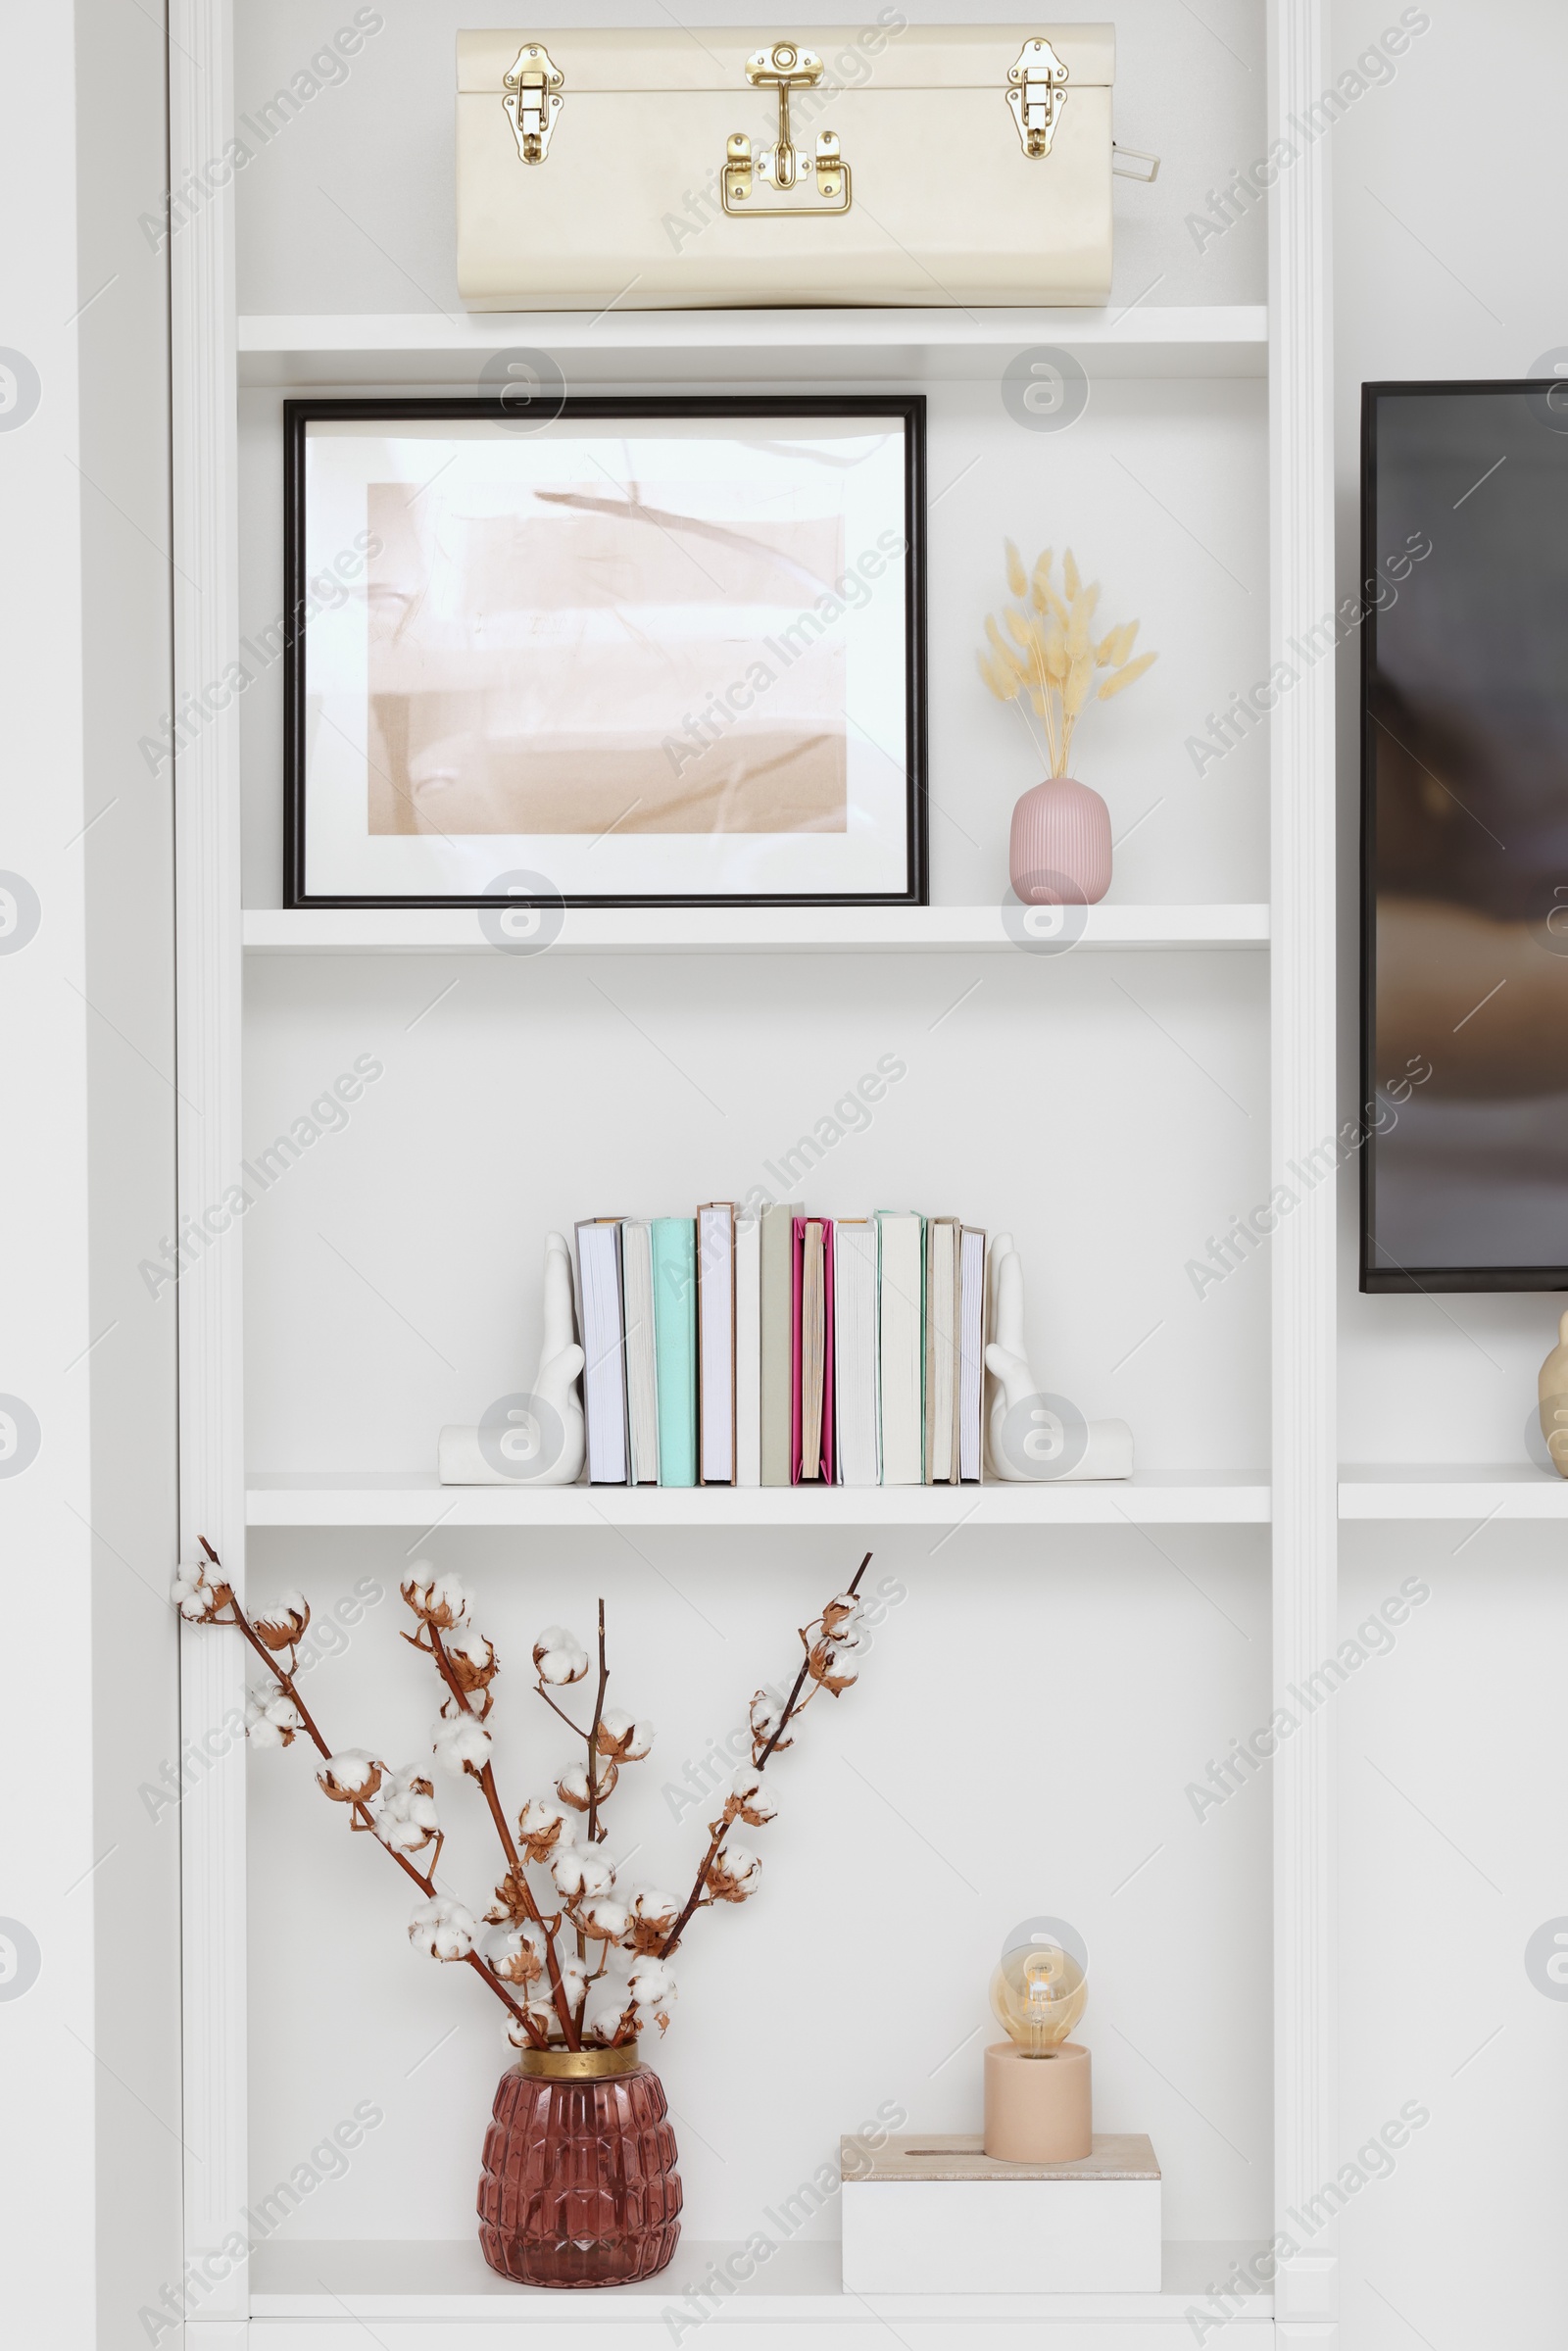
[477,2042,682,2287]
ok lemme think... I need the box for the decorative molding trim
[171,0,248,2315]
[1268,0,1338,2337]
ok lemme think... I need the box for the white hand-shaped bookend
[984,1233,1133,1483]
[528,1231,587,1484]
[438,1232,586,1487]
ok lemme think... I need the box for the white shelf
[237,305,1268,389]
[1340,1464,1568,1521]
[246,1471,1270,1529]
[249,2236,1273,2338]
[242,905,1269,956]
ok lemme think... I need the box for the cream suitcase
[457,24,1122,310]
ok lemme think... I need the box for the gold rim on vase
[515,2040,642,2082]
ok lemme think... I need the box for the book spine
[652,1220,697,1489]
[760,1201,798,1487]
[735,1213,760,1487]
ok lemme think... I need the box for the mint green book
[651,1218,698,1487]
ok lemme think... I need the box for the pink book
[791,1216,836,1485]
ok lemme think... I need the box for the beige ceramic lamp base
[1539,1309,1568,1477]
[982,2040,1092,2163]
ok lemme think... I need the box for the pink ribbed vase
[1009,775,1112,906]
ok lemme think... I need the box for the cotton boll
[726,1766,776,1827]
[579,1896,628,1943]
[444,1625,498,1694]
[627,1957,676,2004]
[402,1567,469,1630]
[373,1767,439,1852]
[253,1591,311,1651]
[408,1895,474,1961]
[584,1999,632,2047]
[431,1712,492,1780]
[244,1686,302,1748]
[532,1625,589,1686]
[318,1749,383,1803]
[516,1795,573,1859]
[172,1562,229,1622]
[552,1845,613,1900]
[624,1887,678,1952]
[708,1843,761,1903]
[556,1758,617,1812]
[625,1956,677,2033]
[481,1920,546,1984]
[596,1708,654,1762]
[749,1690,792,1755]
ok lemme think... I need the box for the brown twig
[658,1553,871,1959]
[586,1598,610,1847]
[422,1620,581,2050]
[195,1540,545,2044]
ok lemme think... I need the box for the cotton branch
[185,1540,546,2045]
[658,1552,872,1959]
[402,1583,581,2050]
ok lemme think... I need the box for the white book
[924,1217,959,1484]
[734,1210,760,1487]
[621,1220,661,1487]
[574,1218,628,1485]
[958,1226,987,1483]
[697,1201,736,1486]
[876,1211,924,1487]
[835,1219,880,1487]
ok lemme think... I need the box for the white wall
[1332,2,1568,2342]
[0,4,180,2348]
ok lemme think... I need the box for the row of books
[573,1205,987,1488]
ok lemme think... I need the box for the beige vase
[1539,1310,1568,1477]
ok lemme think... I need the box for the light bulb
[989,1917,1089,2057]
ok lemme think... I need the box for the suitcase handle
[1112,143,1161,183]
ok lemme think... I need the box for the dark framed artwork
[283,394,927,908]
[1362,377,1568,1291]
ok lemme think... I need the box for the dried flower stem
[658,1552,871,1958]
[195,1541,546,2044]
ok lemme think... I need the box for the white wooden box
[840,2131,1162,2294]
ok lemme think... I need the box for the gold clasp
[1006,38,1068,158]
[721,42,851,215]
[502,41,564,164]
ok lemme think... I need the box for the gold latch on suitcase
[1006,38,1068,158]
[502,42,563,164]
[722,43,852,215]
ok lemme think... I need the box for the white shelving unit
[237,304,1269,388]
[246,1469,1273,1530]
[172,5,1335,2341]
[243,905,1270,955]
[249,2234,1274,2344]
[1339,1465,1568,1522]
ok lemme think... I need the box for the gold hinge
[502,41,564,164]
[721,42,851,215]
[1006,38,1068,159]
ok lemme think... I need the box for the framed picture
[283,395,927,908]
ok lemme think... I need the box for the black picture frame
[1361,376,1568,1293]
[283,392,927,910]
